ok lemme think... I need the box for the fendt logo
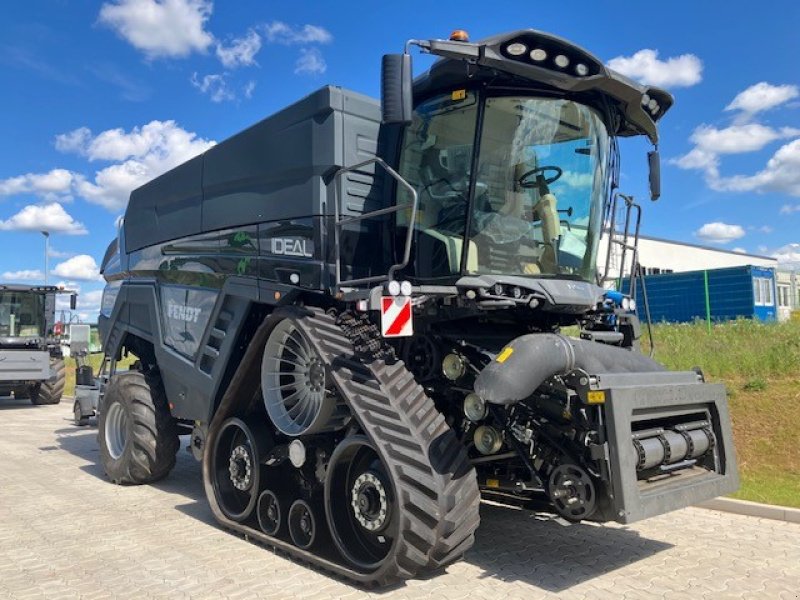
[167,302,201,323]
[269,237,313,258]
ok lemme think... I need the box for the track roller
[288,499,321,550]
[257,489,283,536]
[547,463,596,522]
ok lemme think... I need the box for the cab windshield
[396,92,609,282]
[0,292,45,337]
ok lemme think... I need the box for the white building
[598,233,798,321]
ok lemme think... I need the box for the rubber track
[204,307,480,586]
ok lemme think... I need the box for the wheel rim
[261,319,335,436]
[325,436,396,571]
[211,418,261,521]
[104,401,128,459]
[257,490,282,536]
[548,463,596,521]
[288,499,316,549]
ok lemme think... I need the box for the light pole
[41,231,49,285]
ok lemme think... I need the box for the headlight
[629,298,637,312]
[621,297,631,311]
[575,63,589,76]
[530,48,547,62]
[554,54,569,68]
[506,42,527,56]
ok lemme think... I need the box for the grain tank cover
[124,86,381,253]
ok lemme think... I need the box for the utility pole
[41,231,49,285]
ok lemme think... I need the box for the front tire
[30,358,66,405]
[98,370,179,484]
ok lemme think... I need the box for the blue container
[622,265,776,323]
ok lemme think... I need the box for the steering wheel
[518,166,563,189]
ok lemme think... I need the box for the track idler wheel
[547,463,597,522]
[325,436,395,572]
[211,418,263,522]
[257,489,283,536]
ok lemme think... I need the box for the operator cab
[386,29,671,307]
[396,92,608,283]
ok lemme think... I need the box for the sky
[1,0,799,321]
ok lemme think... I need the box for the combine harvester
[0,284,74,406]
[93,29,738,585]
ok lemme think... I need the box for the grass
[645,319,800,508]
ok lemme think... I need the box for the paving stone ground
[0,399,798,600]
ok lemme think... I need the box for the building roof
[637,233,777,262]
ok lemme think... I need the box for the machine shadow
[464,502,672,592]
[0,396,39,410]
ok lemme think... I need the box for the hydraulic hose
[474,334,666,405]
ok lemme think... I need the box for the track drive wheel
[325,436,396,572]
[98,370,179,484]
[30,358,66,405]
[211,418,263,521]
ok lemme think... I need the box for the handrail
[332,157,419,289]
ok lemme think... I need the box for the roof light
[642,94,651,106]
[554,54,570,68]
[647,99,658,110]
[506,42,527,56]
[449,29,470,42]
[530,48,547,62]
[575,63,589,76]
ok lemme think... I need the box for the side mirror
[648,150,661,201]
[70,294,77,310]
[381,54,413,125]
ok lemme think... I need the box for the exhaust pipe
[475,334,665,405]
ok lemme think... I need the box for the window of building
[777,285,790,307]
[753,277,774,306]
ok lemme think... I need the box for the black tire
[98,370,179,484]
[30,358,66,405]
[73,399,90,426]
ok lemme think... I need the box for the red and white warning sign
[381,296,413,338]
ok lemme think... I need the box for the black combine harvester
[0,284,74,405]
[95,29,738,585]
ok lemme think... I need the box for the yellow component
[587,390,606,405]
[486,478,500,488]
[496,347,514,363]
[449,29,470,42]
[451,89,467,101]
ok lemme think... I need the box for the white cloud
[216,29,261,68]
[1,270,44,281]
[0,168,75,200]
[711,139,800,197]
[98,0,214,59]
[243,80,256,99]
[695,222,745,244]
[294,48,326,76]
[690,123,800,155]
[52,255,102,281]
[55,128,92,154]
[0,203,87,235]
[262,22,332,45]
[732,247,747,254]
[725,82,799,117]
[190,72,235,102]
[780,203,800,214]
[57,120,215,210]
[672,82,800,194]
[771,243,800,268]
[607,49,702,88]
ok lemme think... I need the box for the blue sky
[2,0,799,320]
